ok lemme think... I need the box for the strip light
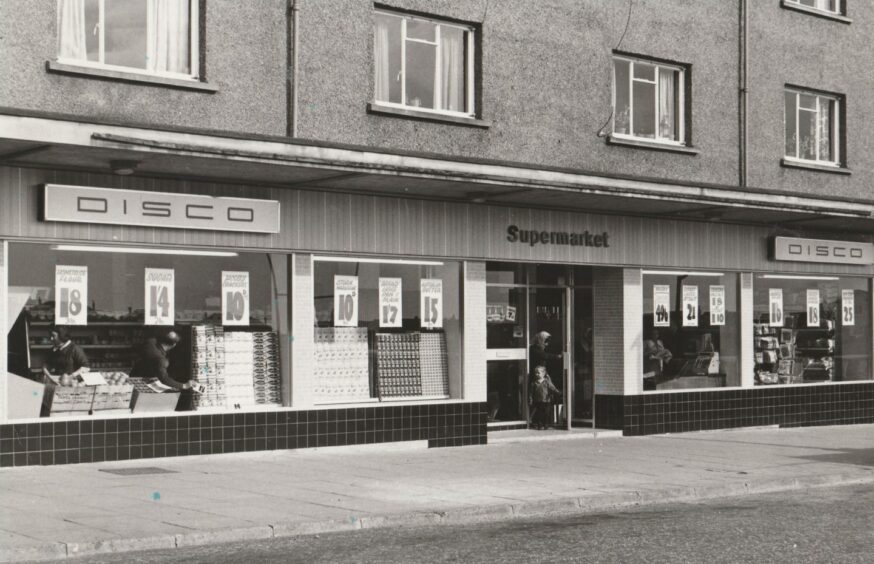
[51,245,238,257]
[313,256,444,266]
[642,270,725,277]
[759,274,840,281]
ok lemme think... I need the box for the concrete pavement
[1,424,873,562]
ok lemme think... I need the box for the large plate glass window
[312,257,462,404]
[56,0,199,79]
[785,0,843,15]
[374,9,475,116]
[642,271,740,390]
[613,55,685,144]
[784,88,842,166]
[5,243,287,420]
[753,275,871,385]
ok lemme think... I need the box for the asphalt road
[48,484,874,564]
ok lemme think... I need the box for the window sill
[46,61,218,93]
[780,1,852,24]
[366,103,490,129]
[606,135,700,156]
[780,158,851,175]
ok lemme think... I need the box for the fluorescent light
[52,245,238,257]
[313,256,444,266]
[759,274,840,281]
[642,270,724,277]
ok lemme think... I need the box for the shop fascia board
[1,113,873,221]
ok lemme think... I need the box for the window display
[313,258,462,402]
[5,243,286,419]
[642,272,740,390]
[753,275,871,385]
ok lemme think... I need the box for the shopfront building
[1,158,873,467]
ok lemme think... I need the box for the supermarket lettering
[507,225,610,248]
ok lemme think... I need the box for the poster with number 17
[55,265,88,325]
[420,279,443,329]
[222,271,250,326]
[144,268,175,326]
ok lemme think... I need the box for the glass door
[572,287,594,424]
[486,285,528,423]
[529,287,569,429]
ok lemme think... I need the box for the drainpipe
[738,0,748,188]
[287,0,300,138]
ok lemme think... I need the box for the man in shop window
[643,329,673,379]
[44,326,90,380]
[131,331,196,392]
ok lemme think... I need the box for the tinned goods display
[375,332,422,398]
[314,327,371,403]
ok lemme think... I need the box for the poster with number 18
[54,265,88,325]
[222,271,250,326]
[144,268,175,326]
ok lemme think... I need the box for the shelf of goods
[27,318,145,372]
[314,327,372,403]
[190,325,281,410]
[754,320,835,385]
[375,331,449,399]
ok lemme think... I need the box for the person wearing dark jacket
[529,364,560,430]
[45,326,89,377]
[131,331,195,391]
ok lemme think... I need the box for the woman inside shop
[44,326,90,379]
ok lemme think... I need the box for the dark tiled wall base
[623,383,874,436]
[594,395,624,430]
[0,402,488,467]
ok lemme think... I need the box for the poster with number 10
[420,279,443,329]
[334,275,358,327]
[144,268,175,326]
[222,271,250,326]
[54,265,88,325]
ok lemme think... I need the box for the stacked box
[419,332,449,396]
[251,331,281,405]
[375,333,422,398]
[314,327,370,403]
[43,377,95,416]
[191,325,228,409]
[224,331,256,408]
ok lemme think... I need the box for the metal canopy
[1,113,873,236]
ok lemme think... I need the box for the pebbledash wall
[1,166,873,467]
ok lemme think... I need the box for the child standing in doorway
[529,364,559,430]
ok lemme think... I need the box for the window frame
[783,87,843,167]
[56,0,201,82]
[372,9,476,119]
[784,0,843,16]
[612,55,687,147]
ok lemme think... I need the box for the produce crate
[129,378,181,413]
[91,384,134,411]
[43,376,95,417]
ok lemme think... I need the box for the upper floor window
[784,89,842,166]
[373,10,475,117]
[613,56,686,145]
[785,0,843,15]
[57,0,199,79]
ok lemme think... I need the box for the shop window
[5,243,287,420]
[373,9,475,117]
[613,55,686,144]
[784,88,843,166]
[56,0,199,79]
[784,0,843,15]
[753,275,871,385]
[312,257,462,403]
[642,271,740,390]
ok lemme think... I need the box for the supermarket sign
[771,236,873,266]
[43,184,280,233]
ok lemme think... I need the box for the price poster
[420,278,443,329]
[806,289,821,327]
[769,288,784,327]
[653,285,670,327]
[144,268,175,326]
[334,275,358,327]
[222,271,250,326]
[55,266,88,325]
[709,285,726,326]
[378,278,402,328]
[682,285,699,327]
[842,289,855,326]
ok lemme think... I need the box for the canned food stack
[419,332,449,397]
[314,327,370,403]
[223,331,256,408]
[191,325,228,409]
[251,331,281,405]
[375,332,423,398]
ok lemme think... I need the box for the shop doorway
[486,264,594,430]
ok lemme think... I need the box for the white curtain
[439,28,464,112]
[374,18,391,102]
[147,0,190,74]
[658,68,675,140]
[57,0,86,61]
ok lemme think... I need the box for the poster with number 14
[144,268,175,326]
